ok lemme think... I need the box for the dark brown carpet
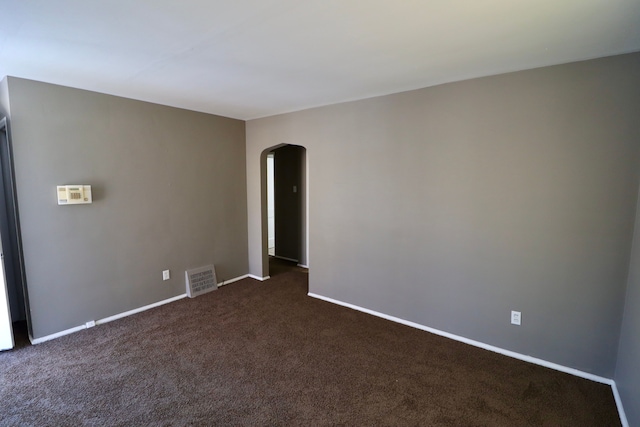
[0,267,620,426]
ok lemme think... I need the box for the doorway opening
[262,144,308,278]
[0,117,30,350]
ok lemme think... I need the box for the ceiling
[1,0,639,120]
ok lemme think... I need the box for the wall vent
[185,265,218,298]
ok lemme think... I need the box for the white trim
[307,292,615,385]
[304,151,309,272]
[30,325,86,344]
[611,382,629,427]
[273,255,298,263]
[297,264,309,269]
[96,294,187,326]
[248,274,270,281]
[218,274,250,287]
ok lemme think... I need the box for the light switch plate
[511,310,521,325]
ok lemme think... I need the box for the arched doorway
[261,144,308,278]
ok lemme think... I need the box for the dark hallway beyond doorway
[269,256,308,278]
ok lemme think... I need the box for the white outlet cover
[511,311,522,325]
[163,270,170,281]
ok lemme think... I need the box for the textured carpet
[0,267,620,426]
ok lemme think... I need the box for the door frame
[0,222,13,350]
[0,117,30,338]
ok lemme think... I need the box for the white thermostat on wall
[57,185,92,205]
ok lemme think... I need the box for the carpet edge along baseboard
[307,292,629,427]
[30,273,254,345]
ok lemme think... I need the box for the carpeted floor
[0,264,621,426]
[268,256,309,277]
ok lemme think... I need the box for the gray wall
[5,77,248,339]
[247,52,640,378]
[616,185,640,426]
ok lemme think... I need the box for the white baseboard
[218,274,250,287]
[96,294,187,326]
[297,264,309,269]
[273,255,299,263]
[31,294,188,344]
[611,382,629,427]
[248,274,270,281]
[30,273,253,345]
[30,325,86,345]
[307,292,628,426]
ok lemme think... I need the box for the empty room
[1,1,639,426]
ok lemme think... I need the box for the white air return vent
[185,265,218,298]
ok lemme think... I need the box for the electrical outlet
[85,320,96,328]
[162,270,170,281]
[511,310,521,325]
